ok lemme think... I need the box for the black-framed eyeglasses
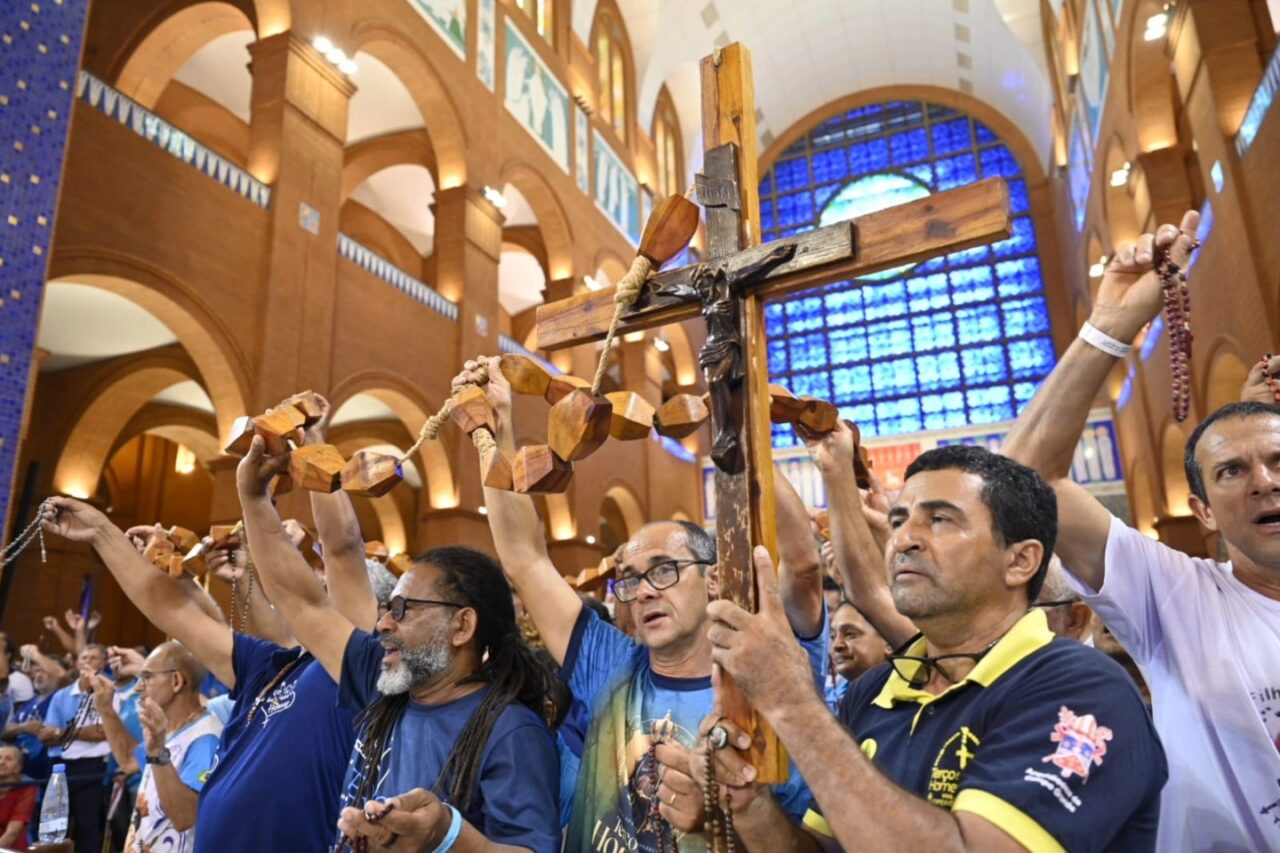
[137,669,178,683]
[887,633,997,688]
[1033,598,1077,609]
[614,560,712,603]
[387,595,463,623]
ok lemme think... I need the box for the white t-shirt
[131,711,223,853]
[1065,518,1280,851]
[7,672,33,704]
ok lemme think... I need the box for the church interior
[2,0,1279,651]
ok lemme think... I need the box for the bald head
[151,641,206,694]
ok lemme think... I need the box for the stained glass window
[759,101,1057,445]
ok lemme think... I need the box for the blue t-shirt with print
[562,605,826,853]
[194,635,358,853]
[336,630,561,853]
[12,694,52,781]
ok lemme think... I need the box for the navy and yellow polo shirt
[804,610,1166,852]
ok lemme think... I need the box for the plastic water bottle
[37,763,69,843]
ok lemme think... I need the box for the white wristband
[1078,322,1133,358]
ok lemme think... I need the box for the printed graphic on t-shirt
[1250,686,1280,752]
[259,681,297,723]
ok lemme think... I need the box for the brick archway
[501,160,576,281]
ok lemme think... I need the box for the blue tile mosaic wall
[759,101,1057,446]
[0,0,89,527]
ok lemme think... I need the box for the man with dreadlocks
[236,434,562,851]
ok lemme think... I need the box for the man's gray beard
[376,625,452,695]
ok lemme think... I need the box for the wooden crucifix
[535,43,1012,781]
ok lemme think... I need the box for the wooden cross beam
[535,44,1012,782]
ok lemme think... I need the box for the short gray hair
[365,559,397,606]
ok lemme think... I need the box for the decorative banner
[1078,0,1109,146]
[575,106,590,194]
[1067,110,1091,231]
[0,0,90,531]
[476,0,496,91]
[702,409,1125,523]
[593,132,639,244]
[503,19,570,172]
[408,0,467,59]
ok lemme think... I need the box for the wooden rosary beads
[641,741,679,853]
[1261,354,1280,403]
[1155,237,1199,422]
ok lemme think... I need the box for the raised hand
[87,611,102,631]
[41,497,112,544]
[803,418,856,473]
[1241,354,1280,404]
[138,697,169,754]
[1093,209,1199,342]
[236,434,291,498]
[63,610,84,632]
[107,646,145,680]
[89,674,115,716]
[455,356,510,420]
[124,523,165,553]
[287,391,331,445]
[206,536,248,584]
[40,616,57,633]
[861,470,893,546]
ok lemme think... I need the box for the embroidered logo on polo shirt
[927,726,981,807]
[1042,705,1111,782]
[259,681,297,723]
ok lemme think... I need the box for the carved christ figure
[652,243,796,470]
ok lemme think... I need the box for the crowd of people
[0,211,1274,851]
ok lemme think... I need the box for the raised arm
[236,436,353,683]
[1004,211,1199,590]
[462,357,583,665]
[90,675,138,775]
[43,616,75,656]
[773,466,824,638]
[19,645,65,685]
[805,422,916,649]
[41,500,236,687]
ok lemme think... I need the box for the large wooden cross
[535,44,1012,780]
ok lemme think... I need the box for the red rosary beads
[641,742,678,853]
[1262,354,1280,403]
[702,728,736,853]
[1155,237,1200,422]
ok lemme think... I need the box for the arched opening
[1102,136,1141,248]
[498,183,549,329]
[500,161,575,280]
[1126,0,1180,152]
[1160,421,1191,517]
[1203,346,1252,414]
[600,484,645,555]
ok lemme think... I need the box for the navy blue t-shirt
[195,635,358,852]
[336,630,561,853]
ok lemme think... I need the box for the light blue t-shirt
[562,603,827,853]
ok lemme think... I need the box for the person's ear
[1188,493,1217,532]
[452,607,479,648]
[1004,539,1044,592]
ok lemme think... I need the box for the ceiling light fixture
[652,337,670,352]
[312,36,357,76]
[174,445,196,475]
[584,274,604,291]
[478,506,488,516]
[586,535,597,545]
[1110,162,1131,187]
[1144,8,1170,42]
[483,185,508,208]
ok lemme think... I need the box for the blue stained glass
[868,319,914,358]
[1007,338,1056,379]
[785,296,824,331]
[993,216,1036,258]
[760,198,775,232]
[1001,297,1051,338]
[757,99,1056,444]
[872,357,918,395]
[906,273,950,311]
[829,327,868,364]
[1008,179,1029,214]
[833,365,872,396]
[935,154,977,189]
[931,119,972,156]
[791,370,831,399]
[891,128,930,165]
[917,352,962,391]
[772,422,797,447]
[995,257,1042,297]
[949,267,995,304]
[979,145,1019,178]
[825,288,864,326]
[961,345,1008,381]
[811,148,849,183]
[768,338,788,374]
[848,139,890,173]
[789,333,828,370]
[863,282,908,320]
[912,312,956,352]
[775,158,810,192]
[966,385,1013,423]
[956,304,1002,344]
[776,192,814,226]
[765,302,786,336]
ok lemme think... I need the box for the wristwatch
[145,747,171,766]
